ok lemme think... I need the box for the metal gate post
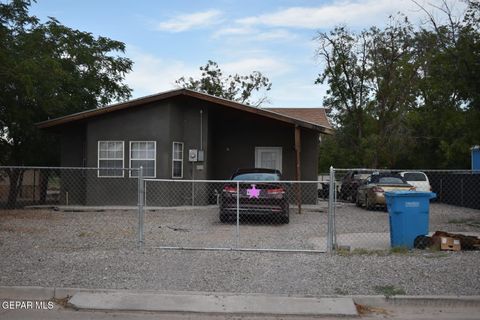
[236,181,240,248]
[327,166,335,252]
[138,166,145,249]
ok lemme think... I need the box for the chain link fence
[0,167,329,252]
[1,166,478,253]
[0,166,141,251]
[330,168,480,251]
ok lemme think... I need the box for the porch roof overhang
[36,88,333,134]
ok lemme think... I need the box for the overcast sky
[30,0,466,108]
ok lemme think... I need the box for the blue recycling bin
[385,191,436,249]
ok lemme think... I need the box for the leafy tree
[316,1,480,171]
[175,60,272,106]
[315,18,417,169]
[406,0,480,168]
[315,27,371,143]
[0,0,132,206]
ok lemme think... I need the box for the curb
[352,295,480,308]
[1,286,479,312]
[68,291,358,316]
[0,286,55,300]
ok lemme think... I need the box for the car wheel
[219,211,230,223]
[281,212,290,224]
[279,205,289,224]
[365,196,373,210]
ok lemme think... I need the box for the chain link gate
[140,178,329,252]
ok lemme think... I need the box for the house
[38,89,333,206]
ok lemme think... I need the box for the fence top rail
[333,168,479,173]
[144,178,323,184]
[0,166,140,171]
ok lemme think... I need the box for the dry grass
[355,303,391,316]
[52,296,71,308]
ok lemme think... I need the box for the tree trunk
[39,171,49,204]
[6,169,24,209]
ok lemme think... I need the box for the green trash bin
[385,191,436,248]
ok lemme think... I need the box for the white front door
[255,147,282,172]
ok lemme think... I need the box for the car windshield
[353,174,370,180]
[403,172,427,181]
[378,177,406,184]
[232,173,280,181]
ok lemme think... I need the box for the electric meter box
[189,149,198,162]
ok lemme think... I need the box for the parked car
[356,173,415,210]
[219,168,289,224]
[399,171,431,192]
[339,170,371,202]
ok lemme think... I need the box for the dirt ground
[1,203,480,296]
[0,202,479,251]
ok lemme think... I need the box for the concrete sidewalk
[0,286,357,317]
[69,291,358,316]
[2,286,480,318]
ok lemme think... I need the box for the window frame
[172,141,184,179]
[97,140,125,178]
[129,141,157,178]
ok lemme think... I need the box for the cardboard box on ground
[414,231,480,251]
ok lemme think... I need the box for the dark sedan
[219,168,290,224]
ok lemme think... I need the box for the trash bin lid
[385,191,436,199]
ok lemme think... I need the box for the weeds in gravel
[52,296,71,308]
[77,231,92,237]
[390,246,410,255]
[336,248,387,256]
[334,287,348,295]
[374,285,406,297]
[336,247,411,256]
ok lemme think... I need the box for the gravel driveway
[1,203,479,296]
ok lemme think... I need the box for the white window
[172,142,184,178]
[255,147,282,172]
[98,141,124,177]
[130,141,156,178]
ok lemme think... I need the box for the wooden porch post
[295,125,302,214]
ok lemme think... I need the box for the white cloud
[214,26,299,43]
[156,9,222,32]
[222,57,291,77]
[213,26,254,37]
[124,47,200,98]
[269,80,327,107]
[254,29,299,41]
[236,0,431,29]
[124,48,291,99]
